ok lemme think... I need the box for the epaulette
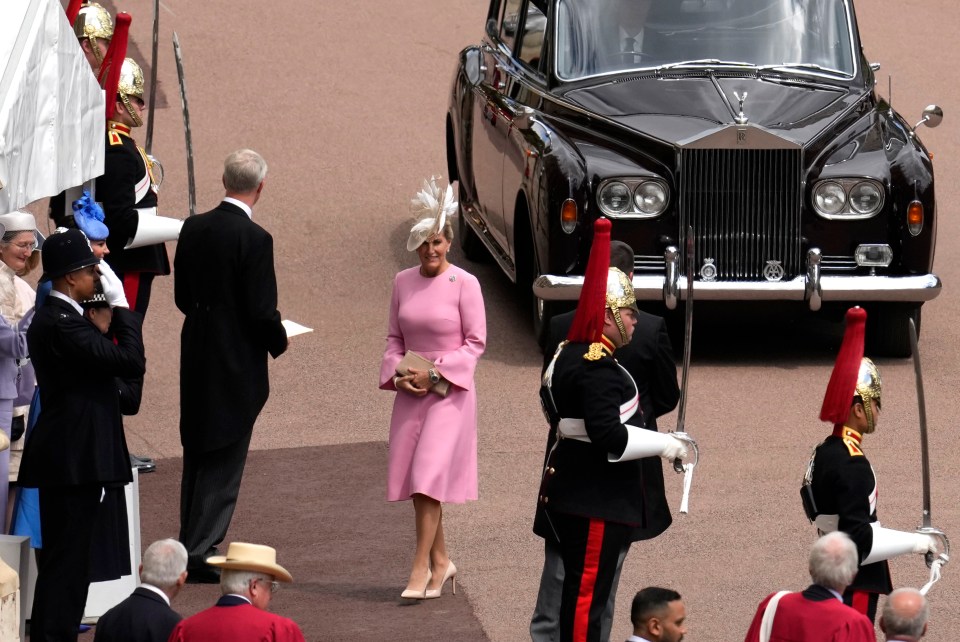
[584,342,605,361]
[108,131,123,146]
[843,436,864,457]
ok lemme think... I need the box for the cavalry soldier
[533,217,691,642]
[803,307,945,622]
[96,55,181,315]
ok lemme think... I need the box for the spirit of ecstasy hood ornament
[734,91,749,125]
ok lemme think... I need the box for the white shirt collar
[49,289,84,315]
[627,636,652,642]
[223,197,253,219]
[226,593,252,604]
[139,583,170,605]
[827,587,844,601]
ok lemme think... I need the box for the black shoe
[185,566,221,584]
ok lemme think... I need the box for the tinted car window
[555,0,856,81]
[518,2,547,70]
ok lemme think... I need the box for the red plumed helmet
[566,218,612,344]
[820,306,867,424]
[98,12,131,119]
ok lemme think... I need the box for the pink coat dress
[379,264,486,503]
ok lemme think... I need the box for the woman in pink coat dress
[379,179,486,600]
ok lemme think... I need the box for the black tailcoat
[93,586,182,642]
[18,297,144,487]
[541,310,679,539]
[811,430,892,594]
[95,123,171,275]
[174,201,287,453]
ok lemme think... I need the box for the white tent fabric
[0,0,104,213]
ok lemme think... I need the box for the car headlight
[849,181,884,215]
[813,181,845,216]
[597,177,669,218]
[598,181,631,214]
[812,178,885,219]
[634,181,668,215]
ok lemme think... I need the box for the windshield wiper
[757,63,848,78]
[658,59,756,70]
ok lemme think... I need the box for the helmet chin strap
[863,402,876,434]
[611,306,628,344]
[121,94,142,127]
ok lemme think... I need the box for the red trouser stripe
[850,590,870,615]
[572,519,605,642]
[122,272,141,310]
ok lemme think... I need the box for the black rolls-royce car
[446,0,942,356]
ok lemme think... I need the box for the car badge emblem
[700,258,717,282]
[734,91,749,125]
[763,260,785,282]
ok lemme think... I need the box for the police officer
[96,56,182,316]
[804,307,945,622]
[533,218,690,642]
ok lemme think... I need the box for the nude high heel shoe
[424,561,457,599]
[401,569,432,600]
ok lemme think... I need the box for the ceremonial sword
[173,32,197,217]
[908,318,950,594]
[671,226,699,513]
[144,0,160,155]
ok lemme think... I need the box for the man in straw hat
[802,307,945,622]
[17,228,145,640]
[533,218,691,642]
[168,542,305,641]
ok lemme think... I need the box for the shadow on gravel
[99,442,491,642]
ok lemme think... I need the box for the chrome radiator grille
[678,148,802,281]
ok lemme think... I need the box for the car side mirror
[913,104,943,130]
[464,47,485,86]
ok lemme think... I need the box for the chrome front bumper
[533,248,941,311]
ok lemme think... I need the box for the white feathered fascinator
[406,176,458,251]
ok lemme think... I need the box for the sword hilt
[670,431,698,473]
[917,526,950,569]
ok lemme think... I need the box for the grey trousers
[530,538,630,642]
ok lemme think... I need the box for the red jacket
[743,585,875,642]
[167,596,305,642]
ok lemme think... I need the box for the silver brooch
[449,274,457,282]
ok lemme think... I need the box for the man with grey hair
[743,532,875,641]
[880,588,928,641]
[94,539,188,641]
[175,149,289,582]
[168,542,305,641]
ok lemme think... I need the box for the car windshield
[555,0,856,81]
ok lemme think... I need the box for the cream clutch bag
[396,351,450,397]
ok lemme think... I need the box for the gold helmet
[855,357,882,433]
[74,3,113,67]
[116,58,145,127]
[606,268,639,344]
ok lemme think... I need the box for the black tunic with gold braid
[534,336,648,541]
[811,426,893,595]
[94,121,170,275]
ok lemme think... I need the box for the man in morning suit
[168,542,305,641]
[175,149,289,582]
[18,229,145,641]
[532,240,680,642]
[94,539,187,642]
[743,532,875,641]
[533,218,690,642]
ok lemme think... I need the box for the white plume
[406,176,458,251]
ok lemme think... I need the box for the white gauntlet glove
[862,524,938,565]
[609,425,689,463]
[98,262,129,309]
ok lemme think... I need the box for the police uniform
[95,120,170,314]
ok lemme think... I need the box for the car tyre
[865,303,921,358]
